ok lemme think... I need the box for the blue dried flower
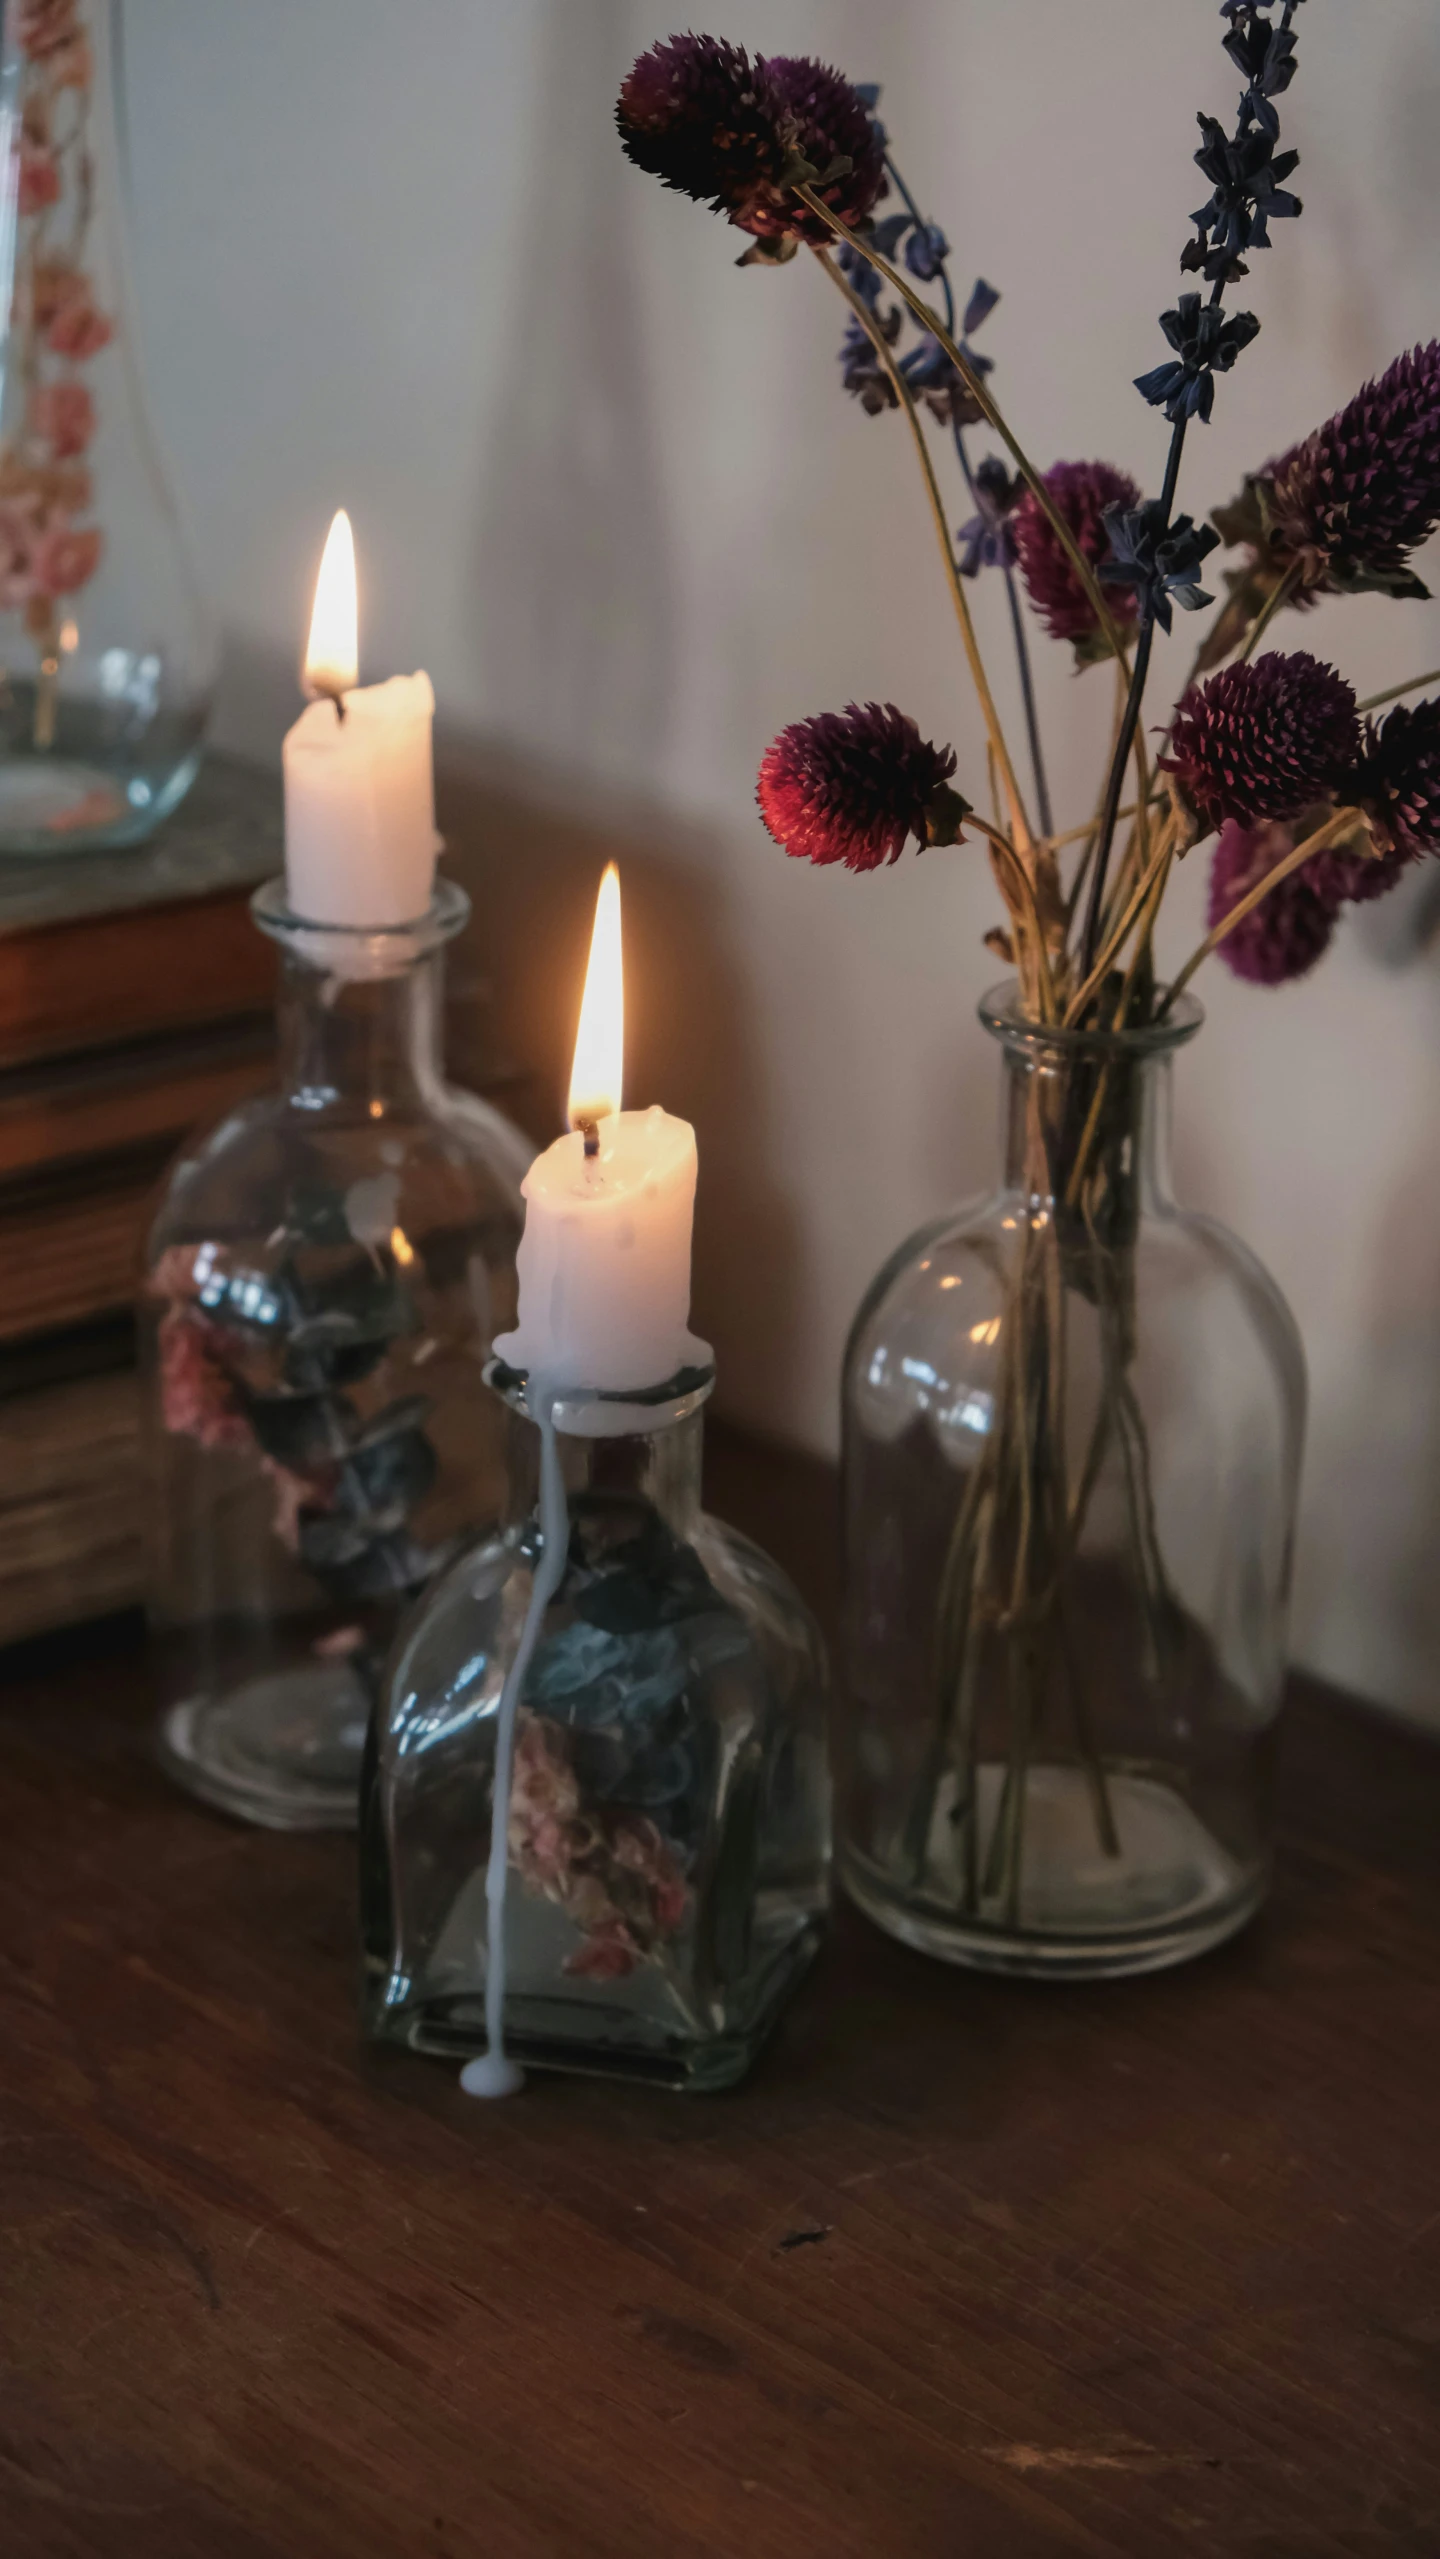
[838,304,902,413]
[1183,112,1301,284]
[956,457,1024,578]
[1099,500,1220,633]
[904,221,948,282]
[901,330,992,428]
[1135,294,1261,426]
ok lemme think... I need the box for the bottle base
[158,1660,367,1831]
[365,1916,826,2092]
[841,1763,1267,1980]
[0,743,202,857]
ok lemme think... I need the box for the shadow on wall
[436,732,807,1437]
[467,0,677,787]
[1304,957,1440,1720]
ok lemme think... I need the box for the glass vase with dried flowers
[616,11,1440,1972]
[0,0,214,853]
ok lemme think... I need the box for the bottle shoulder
[148,1083,526,1257]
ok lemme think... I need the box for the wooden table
[3,1431,1438,2558]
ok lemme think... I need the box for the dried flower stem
[817,247,1032,853]
[881,147,1055,836]
[1235,559,1302,667]
[1065,811,1179,1027]
[1358,666,1440,714]
[1163,803,1361,1009]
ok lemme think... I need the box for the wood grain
[1,1426,1437,2558]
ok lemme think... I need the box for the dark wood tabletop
[2,1427,1438,2559]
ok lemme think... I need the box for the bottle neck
[997,1036,1177,1215]
[276,948,446,1118]
[508,1405,705,1543]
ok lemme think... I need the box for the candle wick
[308,677,347,724]
[576,1114,600,1161]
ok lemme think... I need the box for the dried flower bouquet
[616,11,1440,1933]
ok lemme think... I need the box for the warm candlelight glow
[303,508,358,700]
[567,863,624,1130]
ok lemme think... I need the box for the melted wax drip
[459,1384,569,2101]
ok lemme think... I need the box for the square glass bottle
[361,1363,831,2089]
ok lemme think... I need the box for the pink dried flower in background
[16,0,80,59]
[33,380,95,457]
[157,1308,253,1456]
[17,138,59,215]
[48,34,90,90]
[45,287,111,361]
[33,517,101,595]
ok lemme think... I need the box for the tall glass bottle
[362,1363,831,2089]
[839,985,1304,1978]
[0,0,214,854]
[143,878,527,1830]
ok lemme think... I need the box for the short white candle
[281,510,440,928]
[493,864,707,1395]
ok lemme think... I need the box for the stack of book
[0,756,283,1647]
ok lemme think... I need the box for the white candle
[492,865,707,1396]
[281,509,440,927]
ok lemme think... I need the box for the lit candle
[492,864,707,1396]
[463,868,706,2104]
[281,509,440,927]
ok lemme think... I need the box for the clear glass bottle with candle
[142,509,529,1829]
[142,880,529,1829]
[361,1360,831,2090]
[361,866,831,2089]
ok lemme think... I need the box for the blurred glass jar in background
[142,879,528,1831]
[0,0,215,856]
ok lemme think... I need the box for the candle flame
[303,508,358,699]
[568,863,623,1130]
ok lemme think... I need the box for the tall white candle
[281,510,440,928]
[492,865,707,1396]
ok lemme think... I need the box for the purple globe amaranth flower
[750,55,884,244]
[1163,650,1362,830]
[757,702,968,873]
[616,37,791,225]
[616,38,883,247]
[1012,461,1140,654]
[1260,342,1440,599]
[1208,816,1337,985]
[1343,697,1440,859]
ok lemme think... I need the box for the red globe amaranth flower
[616,36,881,244]
[1207,818,1337,985]
[758,702,965,872]
[616,36,791,224]
[1263,342,1440,596]
[1012,460,1140,648]
[1344,698,1440,859]
[746,55,884,244]
[1163,650,1362,830]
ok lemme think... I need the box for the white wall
[122,0,1440,1720]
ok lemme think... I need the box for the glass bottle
[143,878,528,1831]
[839,983,1304,1979]
[362,1361,831,2090]
[0,0,215,855]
